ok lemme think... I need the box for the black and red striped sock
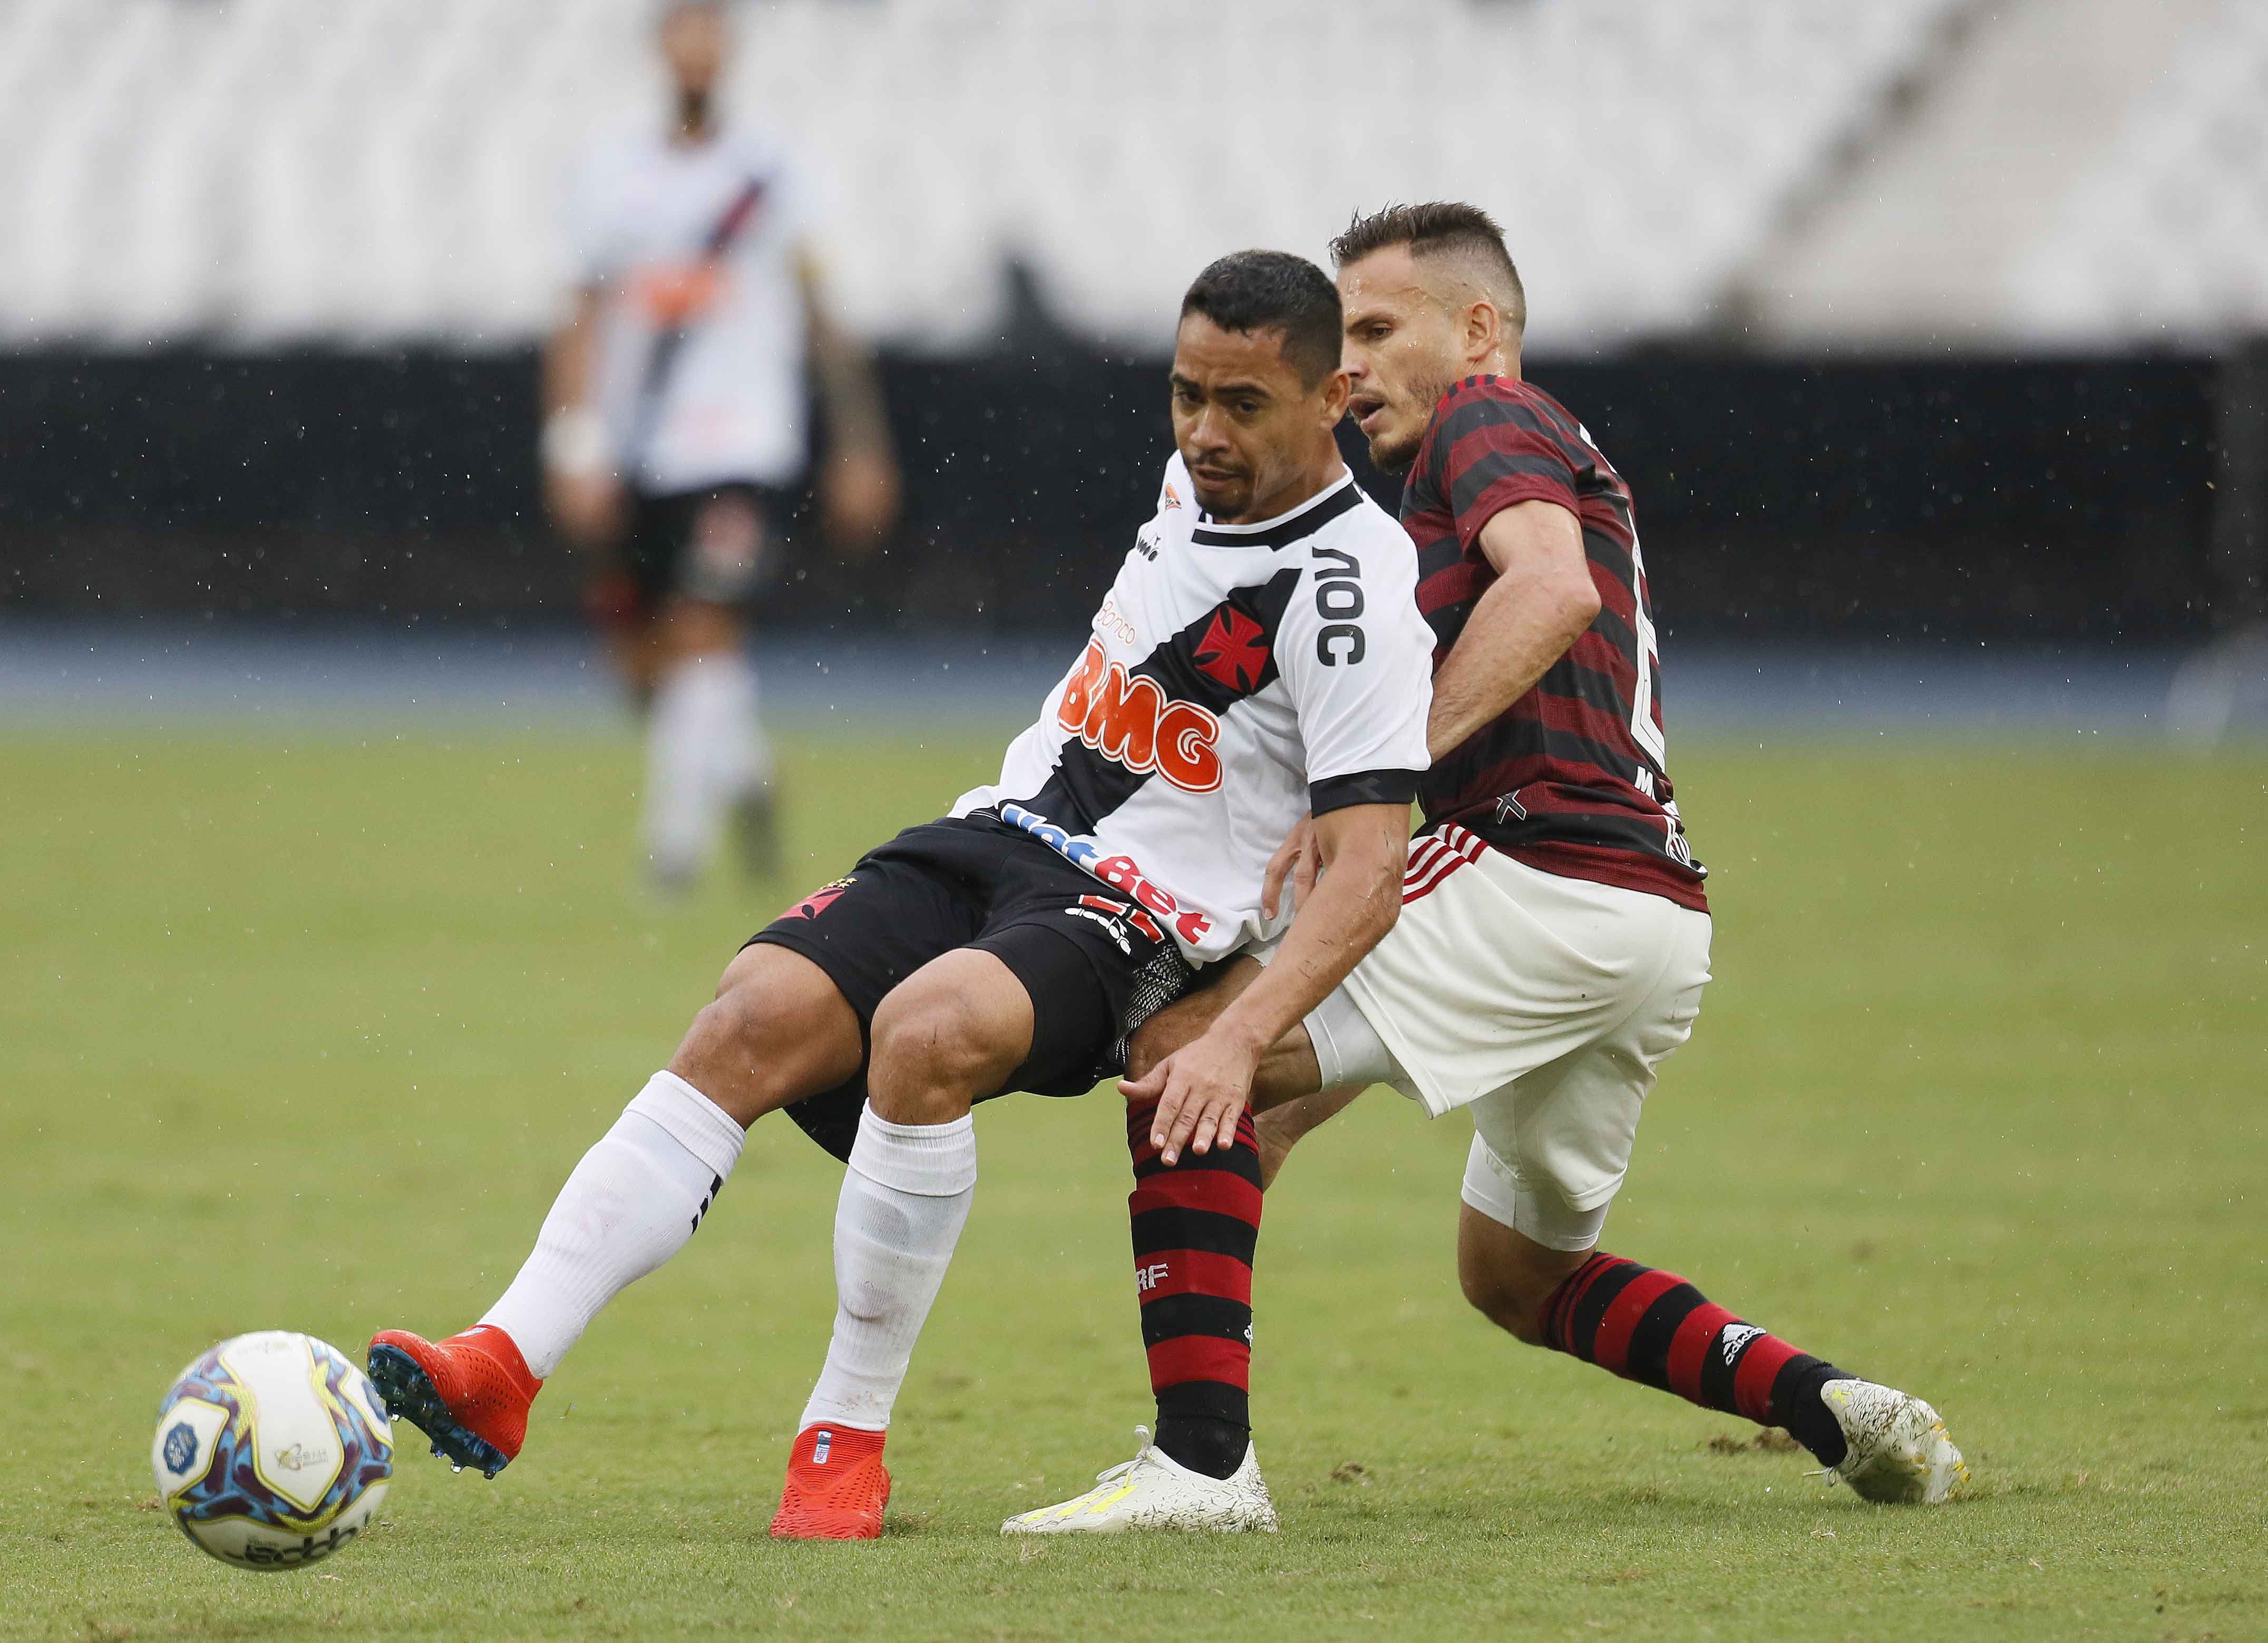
[1126,1098,1261,1480]
[1541,1253,1851,1466]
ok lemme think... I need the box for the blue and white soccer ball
[151,1331,393,1570]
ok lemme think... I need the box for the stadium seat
[2012,0,2268,344]
[0,0,1973,351]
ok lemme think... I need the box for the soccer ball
[151,1331,393,1570]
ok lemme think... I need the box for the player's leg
[1006,960,1377,1534]
[768,946,1033,1539]
[1454,910,1968,1504]
[1128,956,1354,1189]
[641,487,776,889]
[644,594,759,888]
[370,836,976,1477]
[1129,969,1367,1190]
[367,942,862,1474]
[806,947,1032,1440]
[1125,956,1331,1120]
[1118,953,1391,1472]
[779,855,1206,1539]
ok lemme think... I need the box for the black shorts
[620,481,799,616]
[747,813,1201,1162]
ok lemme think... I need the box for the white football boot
[1002,1427,1280,1535]
[1820,1378,1970,1503]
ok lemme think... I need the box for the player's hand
[823,445,901,552]
[546,470,626,550]
[1122,1028,1262,1167]
[1261,812,1319,921]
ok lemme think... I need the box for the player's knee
[1124,1019,1171,1087]
[671,947,824,1123]
[868,987,1005,1124]
[1125,987,1220,1087]
[1456,1223,1562,1345]
[677,985,781,1119]
[1459,1262,1550,1345]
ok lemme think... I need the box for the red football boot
[768,1424,891,1539]
[366,1324,542,1479]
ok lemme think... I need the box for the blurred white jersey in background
[564,121,819,496]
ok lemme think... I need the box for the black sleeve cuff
[1309,767,1423,815]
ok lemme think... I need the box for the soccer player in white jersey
[542,0,900,890]
[1013,204,1968,1536]
[368,250,1437,1540]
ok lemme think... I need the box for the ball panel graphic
[153,1331,393,1570]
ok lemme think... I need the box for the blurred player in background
[541,0,900,892]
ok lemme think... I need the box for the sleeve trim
[1310,768,1423,815]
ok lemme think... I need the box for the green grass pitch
[3,726,2264,1639]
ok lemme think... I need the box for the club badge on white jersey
[954,455,1434,963]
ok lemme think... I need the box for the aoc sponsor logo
[996,805,1213,946]
[1055,640,1222,794]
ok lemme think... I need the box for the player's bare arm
[1128,797,1406,1165]
[796,248,901,547]
[540,286,623,548]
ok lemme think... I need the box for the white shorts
[1291,828,1711,1250]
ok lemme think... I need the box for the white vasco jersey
[563,120,820,495]
[953,455,1435,965]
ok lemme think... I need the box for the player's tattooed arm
[1427,500,1600,759]
[796,248,901,548]
[1129,801,1408,1166]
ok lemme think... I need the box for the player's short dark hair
[1178,250,1343,390]
[1329,201,1526,338]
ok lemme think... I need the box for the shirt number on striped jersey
[1628,537,1669,772]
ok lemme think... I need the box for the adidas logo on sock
[1719,1323,1764,1365]
[813,1430,832,1465]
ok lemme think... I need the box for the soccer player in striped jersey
[1010,204,1964,1536]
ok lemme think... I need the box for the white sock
[704,649,772,804]
[644,653,768,878]
[480,1071,745,1379]
[798,1105,978,1433]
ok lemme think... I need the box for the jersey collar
[1190,467,1360,549]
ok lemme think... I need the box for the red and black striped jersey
[1400,376,1707,912]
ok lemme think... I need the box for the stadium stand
[0,0,1965,353]
[2013,0,2268,345]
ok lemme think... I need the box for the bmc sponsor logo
[997,804,1213,946]
[1055,640,1222,794]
